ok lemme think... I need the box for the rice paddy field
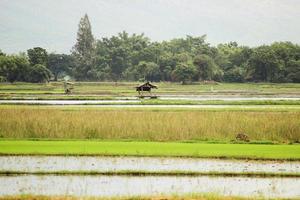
[0,82,300,199]
[0,82,300,97]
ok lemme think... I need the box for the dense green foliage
[0,14,299,83]
[0,54,51,83]
[27,47,48,66]
[27,64,52,83]
[47,53,74,81]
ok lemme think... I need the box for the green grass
[1,99,300,106]
[1,82,300,96]
[0,140,299,160]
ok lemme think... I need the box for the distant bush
[0,76,6,82]
[27,64,52,83]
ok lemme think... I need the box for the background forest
[1,14,299,84]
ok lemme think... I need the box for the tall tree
[0,56,18,83]
[0,55,31,83]
[172,63,196,84]
[193,54,221,81]
[28,64,52,83]
[72,14,95,80]
[27,47,48,66]
[47,54,74,81]
[136,61,161,81]
[286,60,300,82]
[0,50,5,56]
[248,46,282,82]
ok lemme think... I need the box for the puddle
[159,96,300,101]
[0,100,140,105]
[1,156,299,174]
[62,104,300,109]
[0,95,299,105]
[0,175,299,198]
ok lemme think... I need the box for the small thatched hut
[136,82,157,96]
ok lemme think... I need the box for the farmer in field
[63,81,74,94]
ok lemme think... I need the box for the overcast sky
[1,0,300,54]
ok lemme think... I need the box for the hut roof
[136,82,158,89]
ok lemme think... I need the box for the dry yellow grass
[0,107,299,142]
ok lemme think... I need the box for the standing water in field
[1,156,299,174]
[0,95,300,105]
[159,95,300,101]
[0,100,140,105]
[0,175,299,198]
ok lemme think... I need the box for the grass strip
[140,99,300,105]
[1,170,299,178]
[0,141,299,160]
[1,82,300,94]
[1,104,300,112]
[0,194,277,200]
[1,100,300,105]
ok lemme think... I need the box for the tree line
[1,14,299,83]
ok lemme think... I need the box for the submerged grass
[140,99,300,105]
[1,104,299,112]
[0,194,272,200]
[1,170,299,178]
[2,100,300,106]
[0,106,299,142]
[0,140,299,160]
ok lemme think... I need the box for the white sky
[1,0,300,54]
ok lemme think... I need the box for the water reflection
[0,175,299,198]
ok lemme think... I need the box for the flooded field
[1,86,299,199]
[60,104,300,109]
[0,175,299,198]
[1,156,299,174]
[0,99,140,105]
[0,95,300,105]
[159,95,300,101]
